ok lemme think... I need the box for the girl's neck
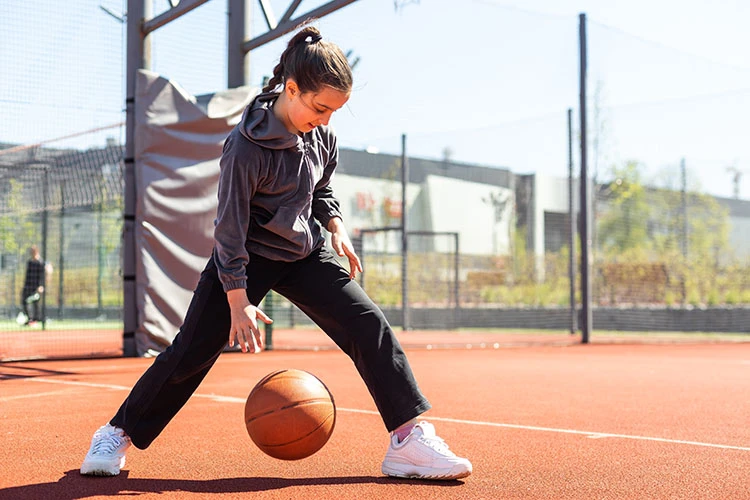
[271,92,300,136]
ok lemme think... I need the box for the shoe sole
[382,462,472,480]
[80,456,126,476]
[80,468,119,476]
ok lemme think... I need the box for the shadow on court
[0,364,76,380]
[0,469,466,500]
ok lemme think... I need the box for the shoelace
[91,431,124,456]
[417,433,455,456]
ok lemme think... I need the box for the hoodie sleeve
[213,131,259,292]
[312,131,343,230]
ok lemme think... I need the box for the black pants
[21,289,41,322]
[111,247,431,449]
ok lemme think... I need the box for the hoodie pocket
[259,205,311,252]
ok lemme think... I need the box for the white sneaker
[381,421,472,480]
[80,424,132,476]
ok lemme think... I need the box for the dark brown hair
[262,24,352,95]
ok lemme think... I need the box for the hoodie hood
[239,91,299,150]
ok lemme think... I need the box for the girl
[81,24,472,481]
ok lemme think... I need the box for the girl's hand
[226,289,273,353]
[328,217,363,279]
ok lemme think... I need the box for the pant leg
[110,253,285,449]
[21,291,30,320]
[31,295,41,321]
[274,247,431,432]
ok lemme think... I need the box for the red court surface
[1,341,749,499]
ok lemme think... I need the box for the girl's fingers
[245,323,258,353]
[246,328,262,353]
[244,321,264,354]
[347,254,362,278]
[228,326,239,347]
[228,306,273,353]
[231,326,251,353]
[236,329,247,352]
[244,329,257,353]
[255,308,273,324]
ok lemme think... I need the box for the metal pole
[578,13,592,344]
[401,133,409,331]
[142,0,211,34]
[123,0,151,356]
[42,166,49,329]
[227,0,250,88]
[360,234,366,291]
[242,0,359,53]
[454,232,460,327]
[568,108,577,334]
[97,196,104,316]
[680,158,688,305]
[58,181,65,320]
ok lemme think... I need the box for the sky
[2,0,749,199]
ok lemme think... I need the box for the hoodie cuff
[319,210,343,232]
[222,279,247,293]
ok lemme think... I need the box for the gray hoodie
[213,91,343,292]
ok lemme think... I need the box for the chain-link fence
[2,2,749,360]
[0,136,125,359]
[0,1,127,359]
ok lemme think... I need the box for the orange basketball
[244,369,336,460]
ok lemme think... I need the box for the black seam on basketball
[245,398,334,423]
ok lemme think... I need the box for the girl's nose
[320,111,334,126]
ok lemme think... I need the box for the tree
[595,159,737,306]
[596,160,650,254]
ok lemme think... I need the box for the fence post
[578,12,592,344]
[41,165,49,329]
[568,108,577,334]
[401,133,409,331]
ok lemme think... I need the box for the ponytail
[261,23,352,95]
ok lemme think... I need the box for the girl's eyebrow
[314,100,333,111]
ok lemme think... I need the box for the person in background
[21,244,52,326]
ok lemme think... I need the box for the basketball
[244,369,336,460]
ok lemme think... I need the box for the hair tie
[306,33,323,44]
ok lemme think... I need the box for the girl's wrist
[327,216,343,232]
[226,288,249,306]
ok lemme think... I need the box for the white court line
[24,377,132,391]
[0,388,79,402]
[22,377,750,452]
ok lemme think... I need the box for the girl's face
[283,79,350,135]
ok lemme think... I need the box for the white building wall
[532,175,577,257]
[330,173,514,256]
[423,175,513,255]
[535,174,575,212]
[530,174,577,279]
[728,215,750,258]
[330,174,419,253]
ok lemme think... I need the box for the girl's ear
[285,78,299,100]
